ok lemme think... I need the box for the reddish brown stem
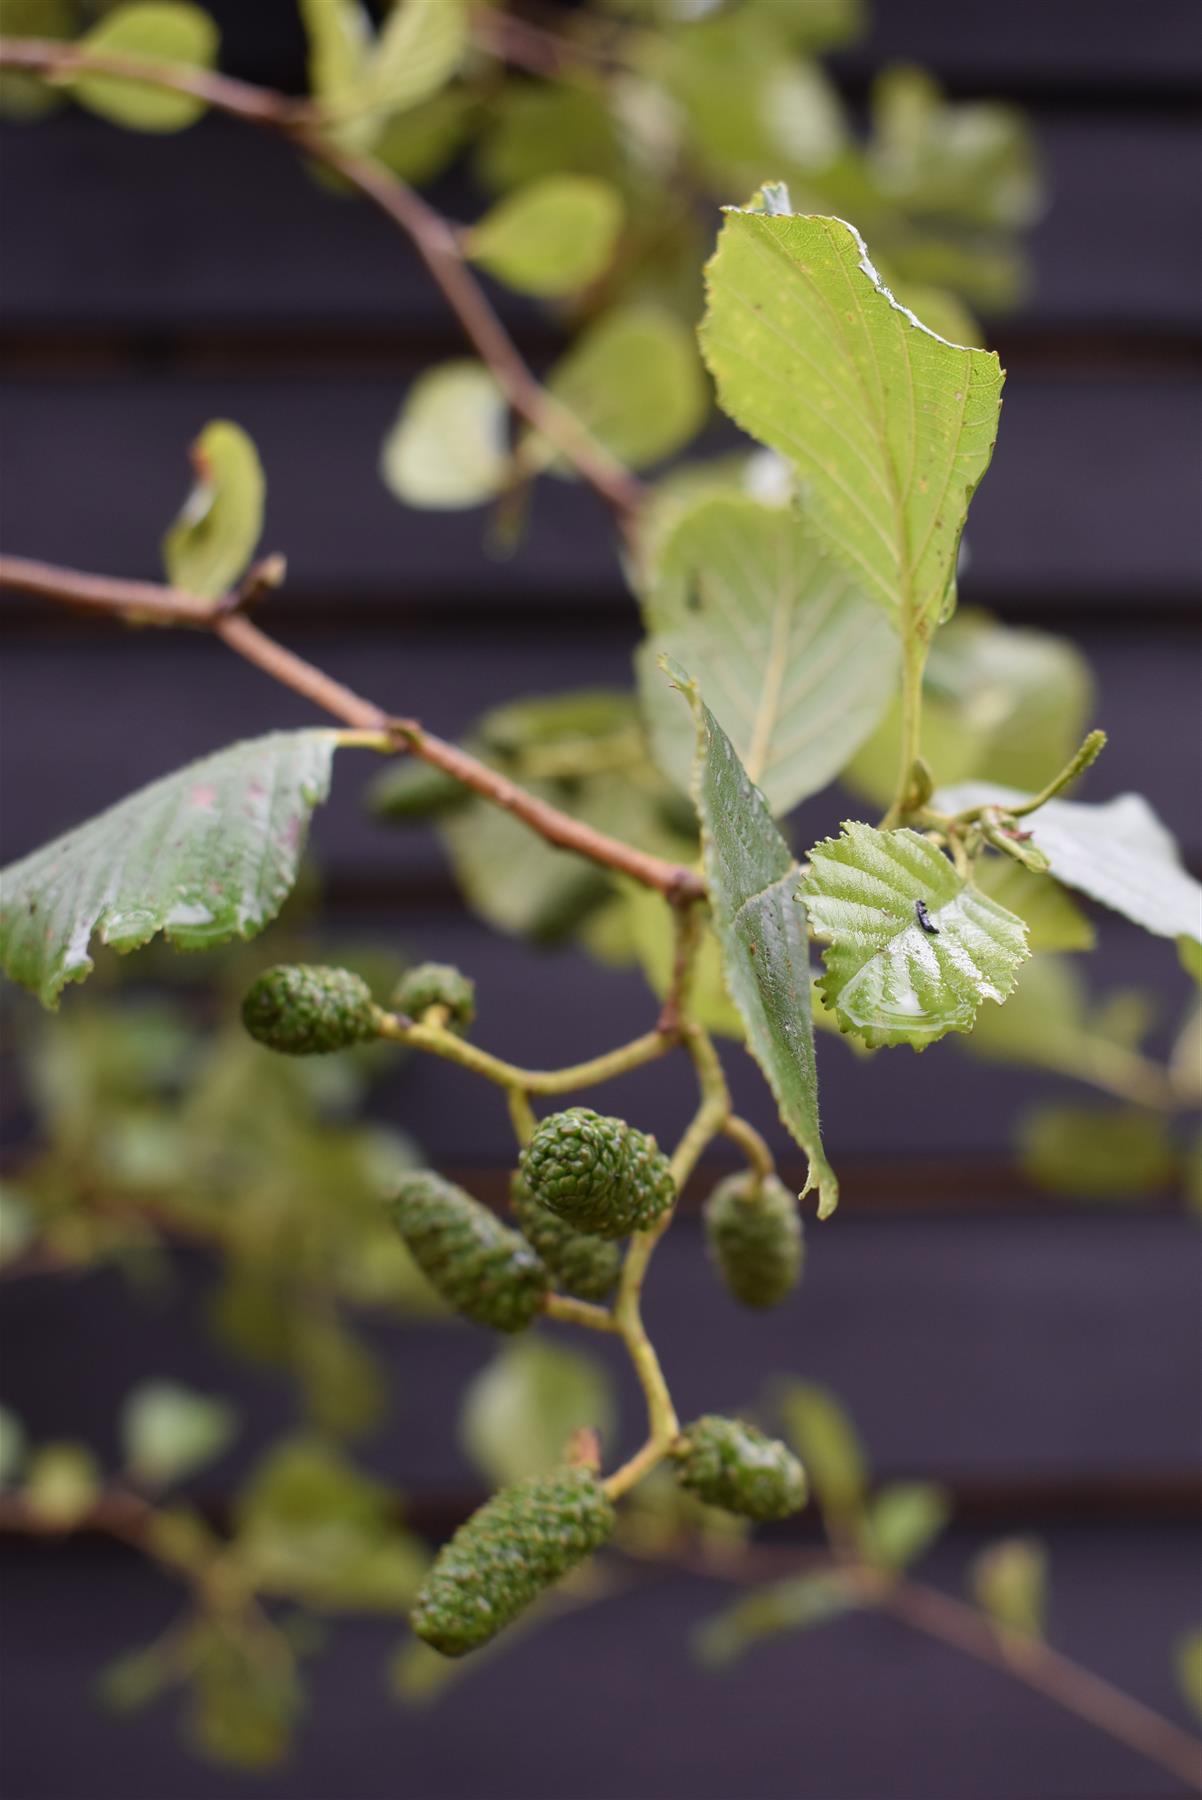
[0,36,645,527]
[0,554,704,899]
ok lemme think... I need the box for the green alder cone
[392,961,476,1036]
[672,1416,807,1521]
[412,1467,616,1657]
[391,1173,548,1332]
[519,1107,675,1239]
[241,965,378,1055]
[704,1173,803,1310]
[510,1171,621,1302]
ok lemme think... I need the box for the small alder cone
[510,1171,621,1302]
[672,1415,807,1521]
[391,961,476,1036]
[704,1172,803,1309]
[519,1107,675,1240]
[241,964,378,1055]
[412,1467,616,1657]
[391,1172,547,1332]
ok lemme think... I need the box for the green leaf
[1180,938,1202,986]
[298,0,370,112]
[0,730,341,1008]
[1016,1104,1177,1200]
[971,1537,1047,1639]
[162,420,265,601]
[843,611,1095,806]
[70,3,219,133]
[475,79,619,193]
[23,1442,102,1527]
[96,1641,175,1715]
[380,362,510,511]
[467,176,624,298]
[642,15,846,195]
[363,0,466,121]
[670,663,836,1215]
[637,495,898,814]
[938,783,1202,946]
[0,1406,26,1486]
[541,305,707,472]
[434,690,692,944]
[234,1437,426,1613]
[1176,1627,1202,1721]
[694,1571,855,1668]
[863,1481,950,1570]
[802,823,1028,1049]
[0,1184,36,1268]
[870,65,1042,232]
[700,209,1004,638]
[606,885,744,1039]
[120,1380,237,1487]
[0,0,72,120]
[972,858,1094,955]
[184,1618,300,1770]
[459,1338,617,1489]
[776,1380,867,1525]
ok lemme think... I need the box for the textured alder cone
[241,964,378,1055]
[704,1172,803,1309]
[672,1415,807,1521]
[412,1467,616,1657]
[519,1107,675,1239]
[391,961,477,1036]
[510,1171,621,1302]
[391,1172,547,1332]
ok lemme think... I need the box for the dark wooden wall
[1,4,1200,1797]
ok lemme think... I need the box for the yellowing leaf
[541,305,707,472]
[971,1537,1047,1639]
[459,1339,616,1489]
[701,209,1004,640]
[163,419,265,600]
[468,176,624,297]
[365,0,465,120]
[71,3,219,134]
[380,362,510,510]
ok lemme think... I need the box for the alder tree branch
[0,36,647,528]
[0,554,704,899]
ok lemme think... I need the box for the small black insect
[915,900,940,935]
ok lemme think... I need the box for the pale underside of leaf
[638,494,899,815]
[803,822,1028,1049]
[670,660,837,1217]
[936,782,1202,945]
[700,210,1004,636]
[0,731,340,1007]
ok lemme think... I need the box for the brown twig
[0,555,704,899]
[628,1535,1202,1792]
[875,1572,1202,1793]
[0,36,646,528]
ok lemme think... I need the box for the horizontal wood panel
[1,114,1198,332]
[2,1521,1197,1800]
[3,370,1199,602]
[3,1213,1199,1490]
[2,627,1197,866]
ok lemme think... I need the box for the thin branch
[0,555,704,899]
[875,1572,1202,1794]
[0,36,646,528]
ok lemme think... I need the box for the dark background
[1,2,1201,1796]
